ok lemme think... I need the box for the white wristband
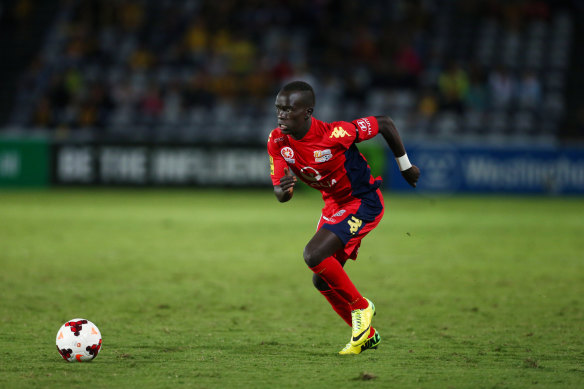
[395,154,412,171]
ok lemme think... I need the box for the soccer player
[267,81,420,354]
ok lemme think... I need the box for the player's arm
[274,167,297,203]
[375,115,420,188]
[268,131,297,202]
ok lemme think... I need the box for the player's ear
[305,108,313,118]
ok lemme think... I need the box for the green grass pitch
[0,189,582,388]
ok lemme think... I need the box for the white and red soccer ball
[56,318,102,362]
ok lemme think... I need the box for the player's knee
[312,273,330,291]
[303,246,324,268]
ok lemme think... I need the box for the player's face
[275,91,311,139]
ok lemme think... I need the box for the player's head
[280,81,315,108]
[275,81,315,138]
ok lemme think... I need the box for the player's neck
[290,117,313,141]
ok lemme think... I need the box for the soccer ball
[56,318,102,362]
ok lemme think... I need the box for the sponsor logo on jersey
[356,118,372,137]
[300,166,321,182]
[281,147,295,163]
[300,166,337,188]
[274,136,285,143]
[322,215,336,223]
[314,149,332,162]
[322,209,346,224]
[330,127,350,139]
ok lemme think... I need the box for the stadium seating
[1,0,578,145]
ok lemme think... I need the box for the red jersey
[268,116,381,209]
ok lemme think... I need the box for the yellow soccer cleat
[339,328,381,355]
[349,298,376,347]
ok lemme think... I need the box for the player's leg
[313,263,381,354]
[313,270,352,327]
[304,228,375,347]
[314,271,381,355]
[303,228,369,310]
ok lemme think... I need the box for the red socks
[319,289,352,326]
[310,257,368,310]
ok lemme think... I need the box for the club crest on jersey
[356,118,372,137]
[330,127,349,139]
[314,149,332,163]
[281,147,295,164]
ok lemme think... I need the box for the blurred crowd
[6,0,578,142]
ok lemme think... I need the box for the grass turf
[0,189,582,388]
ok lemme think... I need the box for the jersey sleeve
[329,120,359,149]
[267,130,287,186]
[351,116,379,142]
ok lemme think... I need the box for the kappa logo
[356,118,372,137]
[281,147,295,164]
[347,216,363,235]
[330,127,350,139]
[314,149,332,163]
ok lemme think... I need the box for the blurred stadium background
[0,0,583,193]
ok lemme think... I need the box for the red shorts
[317,188,385,262]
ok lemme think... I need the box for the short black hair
[281,81,315,107]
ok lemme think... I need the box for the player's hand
[279,167,297,194]
[401,165,420,188]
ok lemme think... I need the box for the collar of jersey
[288,117,316,143]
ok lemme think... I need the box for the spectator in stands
[162,82,184,125]
[184,16,209,59]
[112,80,137,110]
[32,97,53,127]
[437,61,469,114]
[488,65,516,109]
[417,88,439,119]
[140,85,164,121]
[6,0,574,143]
[229,33,257,76]
[516,70,542,109]
[182,74,216,111]
[343,67,371,111]
[77,99,98,128]
[465,65,489,112]
[272,56,295,84]
[89,83,115,129]
[129,43,156,71]
[394,37,423,88]
[63,67,84,101]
